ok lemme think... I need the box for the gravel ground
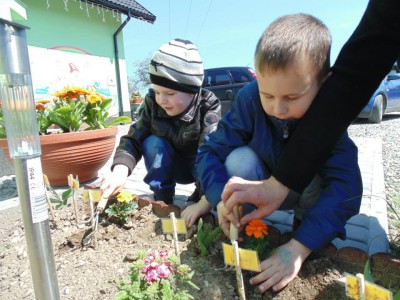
[348,113,400,248]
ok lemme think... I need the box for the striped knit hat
[149,39,204,94]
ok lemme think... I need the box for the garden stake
[170,212,180,258]
[231,205,246,300]
[90,190,99,249]
[42,174,56,223]
[83,189,101,249]
[68,174,80,225]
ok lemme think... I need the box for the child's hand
[181,196,211,227]
[216,201,243,240]
[100,165,129,200]
[249,239,311,292]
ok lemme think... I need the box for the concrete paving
[0,136,389,256]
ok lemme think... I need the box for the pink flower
[145,269,159,283]
[147,252,156,262]
[157,263,171,278]
[159,249,168,257]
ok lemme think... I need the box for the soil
[0,196,399,300]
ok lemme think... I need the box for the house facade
[2,0,155,116]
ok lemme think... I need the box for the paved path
[0,136,389,256]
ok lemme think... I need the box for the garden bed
[0,196,399,299]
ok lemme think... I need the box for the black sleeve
[272,0,400,193]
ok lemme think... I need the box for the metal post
[0,18,60,299]
[14,158,60,299]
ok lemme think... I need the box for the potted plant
[129,91,143,104]
[0,86,132,186]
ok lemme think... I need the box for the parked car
[358,63,400,123]
[202,66,257,115]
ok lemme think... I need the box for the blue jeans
[142,135,197,203]
[225,146,321,220]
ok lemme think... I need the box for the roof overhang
[87,0,156,23]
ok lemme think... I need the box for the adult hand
[100,165,129,199]
[250,239,311,292]
[221,176,289,226]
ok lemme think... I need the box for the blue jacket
[196,81,363,251]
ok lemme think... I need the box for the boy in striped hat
[101,39,221,207]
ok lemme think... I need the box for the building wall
[11,0,130,116]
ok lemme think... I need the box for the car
[358,63,400,123]
[202,67,257,115]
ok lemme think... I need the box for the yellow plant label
[365,281,392,300]
[161,219,187,234]
[345,273,360,300]
[222,243,261,272]
[82,189,102,203]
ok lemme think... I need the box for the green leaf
[105,116,132,127]
[394,288,400,300]
[105,207,117,215]
[161,280,173,300]
[196,218,221,257]
[114,290,128,300]
[61,188,72,207]
[363,257,373,282]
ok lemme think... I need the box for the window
[230,70,251,83]
[205,70,232,86]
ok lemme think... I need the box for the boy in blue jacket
[193,14,362,292]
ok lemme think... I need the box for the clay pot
[129,96,143,104]
[0,127,117,186]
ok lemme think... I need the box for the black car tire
[368,94,383,123]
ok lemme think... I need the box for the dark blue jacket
[197,81,363,251]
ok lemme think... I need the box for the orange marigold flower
[36,99,51,104]
[245,219,268,239]
[35,103,45,111]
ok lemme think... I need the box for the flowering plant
[241,219,270,260]
[115,249,199,300]
[129,91,143,104]
[105,190,138,224]
[0,86,132,137]
[0,102,5,138]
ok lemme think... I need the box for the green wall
[13,0,125,59]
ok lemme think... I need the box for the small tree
[128,57,151,95]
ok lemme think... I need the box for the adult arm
[274,0,400,193]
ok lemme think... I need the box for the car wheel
[368,94,383,123]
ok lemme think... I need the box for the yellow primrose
[116,190,136,203]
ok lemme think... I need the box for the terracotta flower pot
[0,127,117,187]
[129,96,143,104]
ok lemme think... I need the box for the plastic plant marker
[161,218,187,234]
[82,189,102,203]
[365,281,393,300]
[222,242,261,272]
[345,273,361,300]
